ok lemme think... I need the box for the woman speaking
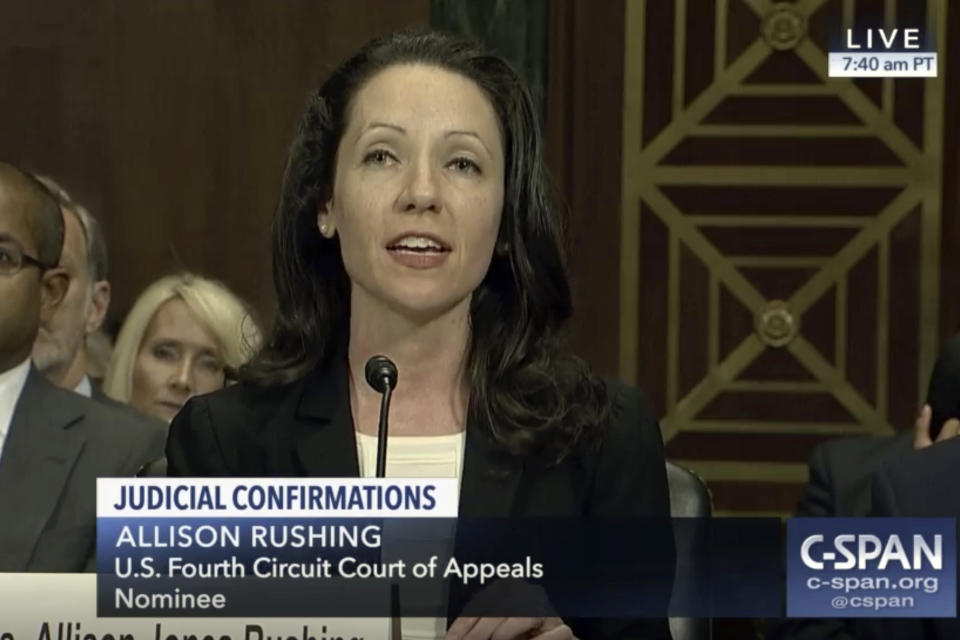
[167,29,671,640]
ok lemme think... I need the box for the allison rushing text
[3,622,365,640]
[115,524,382,549]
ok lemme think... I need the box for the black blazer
[766,433,913,640]
[872,436,960,516]
[0,366,166,571]
[167,354,673,638]
[853,439,960,640]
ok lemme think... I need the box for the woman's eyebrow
[363,122,406,135]
[445,130,492,155]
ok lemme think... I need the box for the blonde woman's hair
[102,273,261,403]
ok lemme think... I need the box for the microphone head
[365,355,398,393]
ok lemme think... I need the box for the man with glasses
[0,162,164,571]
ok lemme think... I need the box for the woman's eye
[199,356,224,373]
[448,157,480,174]
[151,345,177,361]
[363,149,396,166]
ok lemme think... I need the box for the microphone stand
[375,382,393,479]
[365,355,398,479]
[364,356,401,639]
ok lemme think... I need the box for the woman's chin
[352,277,475,322]
[379,290,471,322]
[148,402,184,424]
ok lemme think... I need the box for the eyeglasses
[0,240,50,276]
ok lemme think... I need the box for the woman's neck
[347,289,470,436]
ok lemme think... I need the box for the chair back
[666,461,713,640]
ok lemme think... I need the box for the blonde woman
[103,273,260,422]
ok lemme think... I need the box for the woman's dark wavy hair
[243,29,610,461]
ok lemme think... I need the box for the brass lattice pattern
[620,0,945,497]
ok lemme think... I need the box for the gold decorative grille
[620,0,946,514]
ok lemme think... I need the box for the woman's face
[320,63,505,319]
[130,297,226,422]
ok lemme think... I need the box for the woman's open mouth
[386,234,452,268]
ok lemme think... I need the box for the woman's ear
[317,199,337,239]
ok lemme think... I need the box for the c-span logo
[787,518,956,617]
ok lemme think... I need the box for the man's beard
[33,324,85,377]
[34,286,94,380]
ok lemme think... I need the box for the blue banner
[96,517,782,618]
[787,518,957,618]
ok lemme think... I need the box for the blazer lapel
[446,427,524,626]
[459,425,523,517]
[290,355,360,478]
[284,355,524,515]
[0,367,86,570]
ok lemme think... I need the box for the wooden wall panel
[546,0,625,378]
[940,2,960,343]
[0,0,429,328]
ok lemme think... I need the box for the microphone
[365,355,398,393]
[364,355,398,478]
[364,355,402,627]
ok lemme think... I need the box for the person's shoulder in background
[766,432,912,640]
[89,381,130,411]
[798,330,960,517]
[860,437,960,640]
[13,367,165,472]
[796,432,912,517]
[0,371,165,571]
[860,439,960,640]
[77,387,166,472]
[871,436,960,517]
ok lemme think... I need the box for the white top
[74,375,92,398]
[355,431,466,640]
[0,358,32,462]
[355,431,466,481]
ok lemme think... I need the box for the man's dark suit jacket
[0,366,166,571]
[166,355,673,639]
[770,331,960,639]
[796,432,913,519]
[766,432,912,640]
[851,438,960,640]
[872,436,960,515]
[91,381,128,410]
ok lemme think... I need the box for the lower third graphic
[787,518,956,617]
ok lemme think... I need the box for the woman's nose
[399,157,441,213]
[168,359,193,393]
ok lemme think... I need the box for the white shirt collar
[74,375,93,398]
[0,357,33,440]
